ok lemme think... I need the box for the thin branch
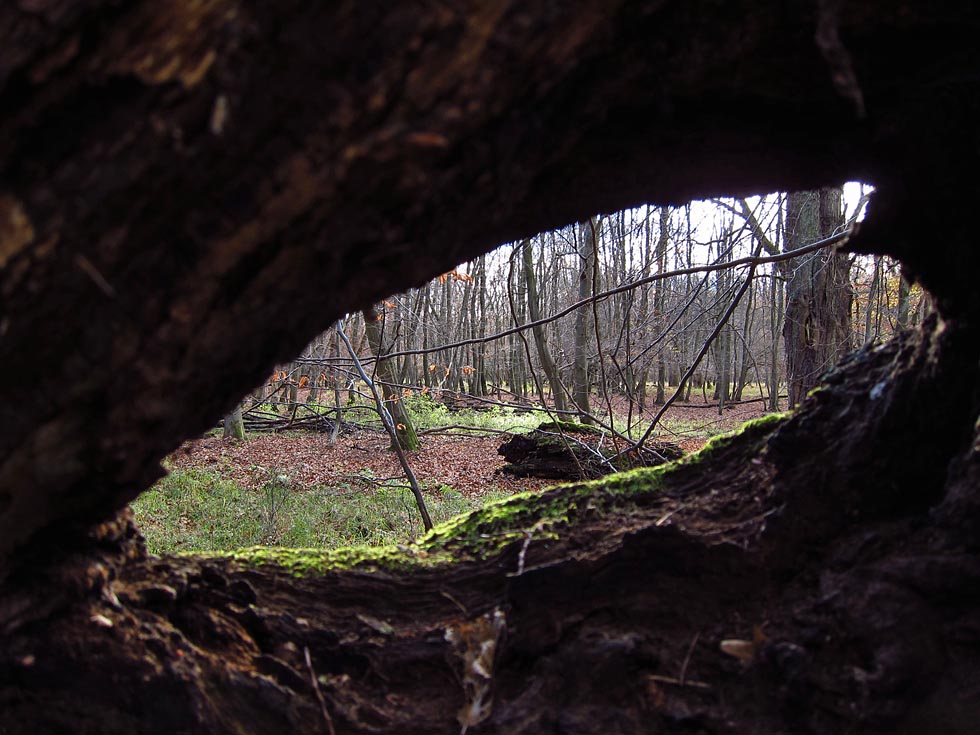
[336,319,433,531]
[304,646,337,735]
[625,237,769,457]
[378,231,850,362]
[679,630,700,686]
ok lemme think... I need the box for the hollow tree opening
[1,3,979,734]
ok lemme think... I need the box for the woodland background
[136,184,925,554]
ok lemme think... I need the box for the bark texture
[783,188,853,407]
[362,310,420,452]
[498,422,684,480]
[1,2,980,734]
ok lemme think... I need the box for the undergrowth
[401,394,542,433]
[131,468,510,555]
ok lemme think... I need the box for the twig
[512,520,549,577]
[418,425,519,437]
[74,254,117,298]
[441,590,468,614]
[337,319,433,530]
[304,646,336,735]
[655,510,676,527]
[535,430,619,474]
[679,631,700,685]
[647,674,711,690]
[378,231,849,362]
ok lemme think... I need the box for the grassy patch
[403,394,542,433]
[152,406,791,577]
[132,468,511,555]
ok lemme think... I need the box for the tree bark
[572,220,596,423]
[654,208,670,405]
[363,309,420,452]
[522,239,568,412]
[222,404,245,441]
[4,313,978,735]
[783,187,853,408]
[2,4,980,734]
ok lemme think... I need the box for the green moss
[195,413,790,578]
[217,543,440,577]
[213,463,677,577]
[419,463,673,553]
[536,420,603,436]
[680,411,789,465]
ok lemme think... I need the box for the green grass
[153,409,791,576]
[245,393,544,436]
[402,393,542,433]
[131,468,511,555]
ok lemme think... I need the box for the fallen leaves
[170,431,551,498]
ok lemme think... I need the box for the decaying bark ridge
[1,2,980,733]
[3,318,977,734]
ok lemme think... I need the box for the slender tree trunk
[573,220,595,423]
[733,276,756,401]
[330,327,343,444]
[864,255,882,344]
[654,208,670,404]
[896,270,912,330]
[522,239,568,412]
[363,309,420,451]
[715,237,732,413]
[421,285,433,391]
[769,271,785,412]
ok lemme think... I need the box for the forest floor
[133,398,774,554]
[171,398,770,498]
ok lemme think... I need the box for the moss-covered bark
[3,1,980,561]
[2,321,977,734]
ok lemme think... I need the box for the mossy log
[2,321,978,734]
[498,421,685,480]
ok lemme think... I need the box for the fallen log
[498,421,685,480]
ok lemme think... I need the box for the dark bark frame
[1,3,979,733]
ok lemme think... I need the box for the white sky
[454,180,873,279]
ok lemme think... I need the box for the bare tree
[572,220,596,423]
[522,238,568,412]
[783,188,853,407]
[362,307,421,451]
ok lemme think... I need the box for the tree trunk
[897,269,912,330]
[732,276,756,401]
[222,404,245,441]
[783,187,853,408]
[768,270,785,412]
[363,309,420,452]
[522,239,567,412]
[572,220,595,423]
[654,208,670,404]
